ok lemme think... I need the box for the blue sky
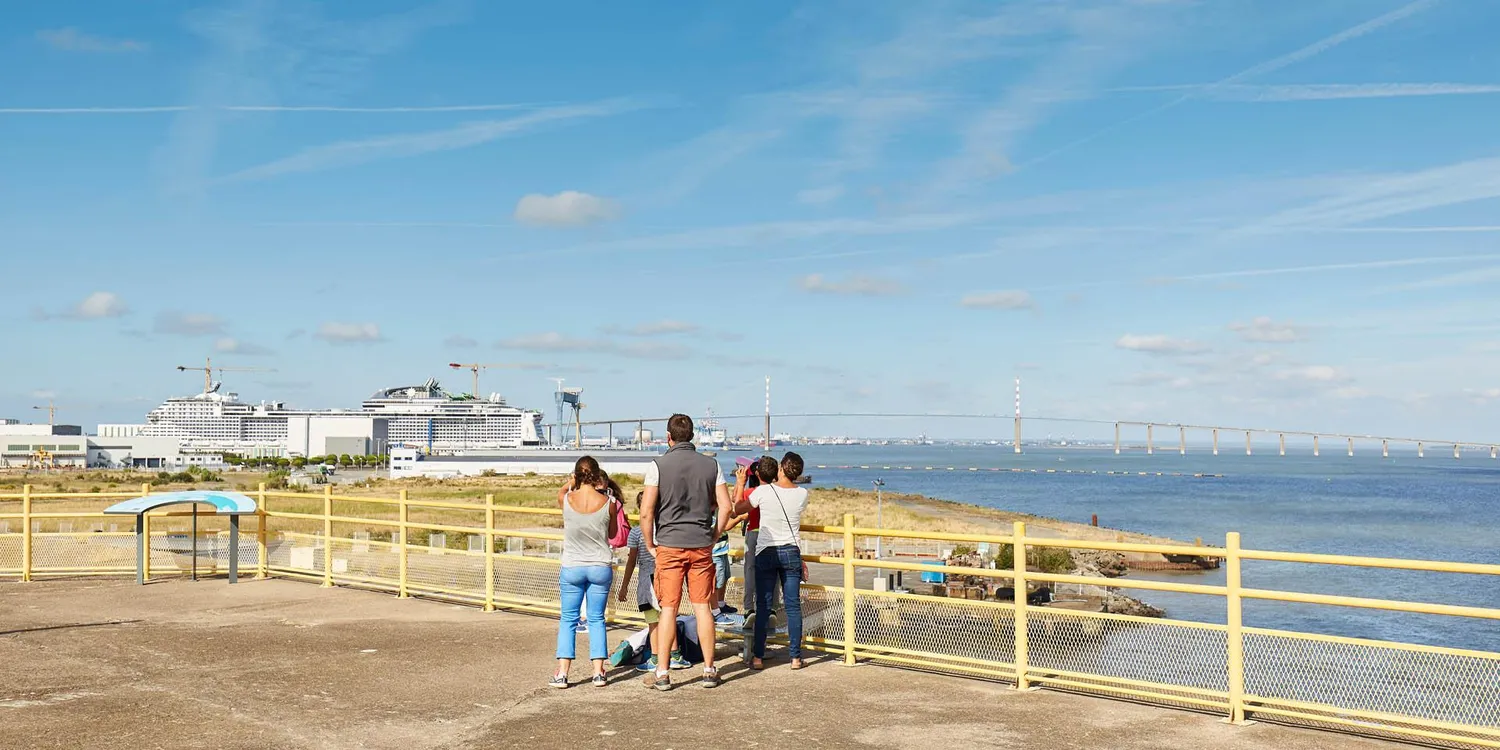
[3,0,1500,441]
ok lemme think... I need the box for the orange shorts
[653,545,715,608]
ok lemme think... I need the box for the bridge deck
[0,579,1393,750]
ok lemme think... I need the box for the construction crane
[31,399,63,426]
[447,362,531,399]
[175,357,274,394]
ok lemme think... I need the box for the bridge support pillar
[1383,440,1389,459]
[1212,429,1219,456]
[1313,435,1320,457]
[1114,423,1121,455]
[1418,442,1424,458]
[1492,446,1497,460]
[1348,437,1354,457]
[1278,433,1285,456]
[1179,426,1186,455]
[1454,443,1461,460]
[1245,431,1252,456]
[1146,424,1154,455]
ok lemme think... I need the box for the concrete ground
[1,578,1397,750]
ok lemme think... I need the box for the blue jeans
[558,565,613,660]
[753,544,803,659]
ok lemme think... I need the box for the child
[615,492,688,672]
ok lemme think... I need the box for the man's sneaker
[720,603,739,615]
[635,655,659,673]
[714,612,736,626]
[608,642,635,669]
[668,652,691,670]
[645,671,672,691]
[548,674,568,689]
[701,666,721,689]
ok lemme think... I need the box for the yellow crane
[31,399,63,426]
[447,362,532,399]
[176,356,275,394]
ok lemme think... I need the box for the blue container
[920,562,946,584]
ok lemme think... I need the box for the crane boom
[175,356,275,393]
[447,362,536,398]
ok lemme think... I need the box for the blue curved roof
[104,490,258,515]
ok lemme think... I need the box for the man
[640,413,733,690]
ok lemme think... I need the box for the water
[730,445,1500,652]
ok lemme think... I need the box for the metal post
[228,516,240,584]
[1224,531,1250,725]
[1146,424,1154,455]
[142,511,152,581]
[256,482,268,579]
[1113,423,1121,454]
[191,503,199,582]
[322,484,333,587]
[20,484,32,582]
[1013,521,1033,691]
[484,493,496,612]
[1179,426,1186,455]
[135,513,145,585]
[873,480,884,560]
[1212,428,1219,456]
[842,513,856,666]
[398,489,410,598]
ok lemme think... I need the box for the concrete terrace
[0,579,1398,750]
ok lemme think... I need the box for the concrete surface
[0,579,1397,750]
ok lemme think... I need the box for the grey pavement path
[0,578,1397,750]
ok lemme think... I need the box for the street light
[873,478,885,559]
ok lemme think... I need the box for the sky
[3,0,1500,442]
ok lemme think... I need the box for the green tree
[339,454,353,467]
[353,454,367,468]
[291,456,307,469]
[276,457,292,469]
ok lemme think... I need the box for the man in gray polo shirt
[641,413,732,690]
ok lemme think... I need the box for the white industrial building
[389,448,659,479]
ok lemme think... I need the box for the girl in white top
[734,451,810,670]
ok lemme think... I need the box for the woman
[735,451,810,670]
[552,456,620,688]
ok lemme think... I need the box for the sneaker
[608,642,635,669]
[720,603,738,615]
[574,619,588,634]
[714,612,735,626]
[549,674,568,689]
[591,674,607,688]
[701,666,721,689]
[668,652,691,670]
[645,671,672,691]
[635,655,659,673]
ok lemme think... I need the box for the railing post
[256,482,268,579]
[321,484,333,587]
[484,493,496,612]
[1013,521,1033,690]
[21,484,32,582]
[397,489,410,598]
[1224,531,1250,725]
[842,513,856,665]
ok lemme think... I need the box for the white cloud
[796,273,904,296]
[496,332,599,352]
[37,28,147,53]
[797,185,846,205]
[222,100,637,183]
[513,191,621,227]
[443,335,478,348]
[214,337,274,356]
[1115,334,1207,355]
[959,290,1035,310]
[30,389,58,400]
[1275,365,1349,383]
[1229,317,1305,343]
[600,320,700,337]
[1465,387,1500,404]
[74,291,130,320]
[1153,82,1500,102]
[314,322,383,344]
[1383,266,1500,293]
[155,311,227,336]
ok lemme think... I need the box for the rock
[1071,550,1128,579]
[1102,593,1165,618]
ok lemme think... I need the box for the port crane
[31,399,64,426]
[447,362,533,399]
[175,357,274,394]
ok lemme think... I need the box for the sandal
[749,657,764,670]
[790,659,805,670]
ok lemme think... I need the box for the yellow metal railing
[2,483,1498,748]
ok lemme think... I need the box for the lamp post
[873,478,885,560]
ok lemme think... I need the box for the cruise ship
[139,378,545,454]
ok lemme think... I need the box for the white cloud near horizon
[1116,334,1207,355]
[314,322,383,344]
[1230,317,1306,343]
[599,320,700,337]
[496,332,692,360]
[796,273,905,296]
[37,27,147,53]
[959,290,1035,310]
[33,291,130,321]
[214,337,275,356]
[1116,82,1500,102]
[154,311,227,336]
[513,191,621,227]
[221,99,638,183]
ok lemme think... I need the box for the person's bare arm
[606,493,619,539]
[617,547,638,601]
[641,485,660,553]
[714,482,733,537]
